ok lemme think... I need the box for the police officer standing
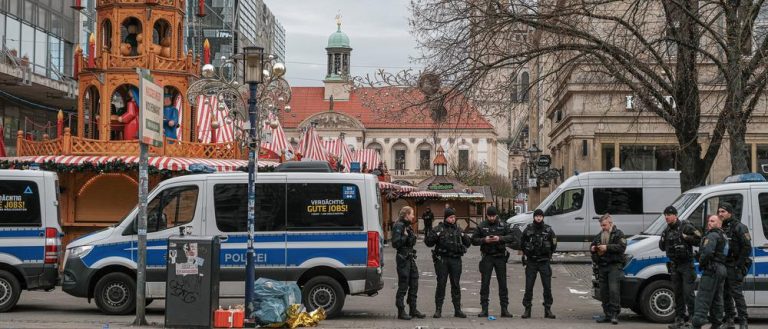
[691,215,728,329]
[422,207,435,238]
[520,209,558,319]
[471,206,515,318]
[659,206,701,329]
[590,214,626,325]
[425,207,471,318]
[718,203,752,329]
[391,206,426,320]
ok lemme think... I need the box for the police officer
[422,207,435,237]
[425,207,471,318]
[659,206,701,329]
[471,206,515,318]
[391,206,426,320]
[520,208,558,319]
[590,213,626,325]
[691,214,728,329]
[718,203,752,329]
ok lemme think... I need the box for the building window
[419,149,431,170]
[520,72,530,101]
[393,143,406,173]
[602,144,615,170]
[458,149,469,170]
[619,144,677,171]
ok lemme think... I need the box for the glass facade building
[0,0,80,155]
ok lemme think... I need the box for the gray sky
[263,0,420,87]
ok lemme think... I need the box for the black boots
[669,318,684,329]
[611,313,619,325]
[545,307,556,319]
[477,305,488,317]
[739,319,748,329]
[724,318,736,329]
[521,307,532,318]
[409,306,426,319]
[454,304,467,318]
[397,307,411,320]
[596,313,612,323]
[500,307,513,318]
[433,306,442,318]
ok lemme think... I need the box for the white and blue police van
[0,169,62,312]
[62,172,384,318]
[599,173,768,323]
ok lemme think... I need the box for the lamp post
[188,49,292,322]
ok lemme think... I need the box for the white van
[0,169,62,312]
[608,174,768,323]
[507,170,681,251]
[61,172,384,318]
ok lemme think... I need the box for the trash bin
[164,235,220,329]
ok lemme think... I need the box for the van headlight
[69,245,94,258]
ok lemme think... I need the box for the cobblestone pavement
[1,241,766,329]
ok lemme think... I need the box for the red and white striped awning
[262,113,293,157]
[298,127,329,162]
[377,181,418,192]
[353,149,380,170]
[195,95,235,143]
[1,155,278,172]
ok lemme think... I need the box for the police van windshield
[643,193,700,235]
[537,187,563,212]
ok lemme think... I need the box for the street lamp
[527,143,542,163]
[242,45,264,324]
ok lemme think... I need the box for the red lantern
[71,0,84,11]
[197,0,206,17]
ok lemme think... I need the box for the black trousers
[434,255,463,309]
[692,264,726,328]
[523,259,553,308]
[723,266,748,322]
[670,261,696,321]
[479,254,509,308]
[598,263,623,316]
[424,220,433,236]
[395,253,418,309]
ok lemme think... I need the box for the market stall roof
[469,185,495,203]
[0,155,279,172]
[379,181,417,192]
[417,175,470,194]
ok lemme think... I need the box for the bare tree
[405,0,768,190]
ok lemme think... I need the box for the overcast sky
[263,0,420,87]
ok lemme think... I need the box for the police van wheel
[640,280,675,323]
[0,270,21,312]
[94,272,136,315]
[302,276,345,319]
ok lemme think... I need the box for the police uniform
[423,209,435,237]
[425,208,471,318]
[590,224,626,324]
[659,207,701,328]
[471,206,516,317]
[520,209,558,319]
[720,203,752,329]
[391,217,424,320]
[691,226,728,329]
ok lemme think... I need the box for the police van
[508,170,681,251]
[62,172,384,318]
[601,173,768,323]
[0,169,62,312]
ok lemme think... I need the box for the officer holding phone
[472,206,516,318]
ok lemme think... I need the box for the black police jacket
[722,217,753,269]
[422,211,434,223]
[590,225,627,266]
[521,222,558,261]
[391,219,417,256]
[425,221,471,257]
[471,219,516,256]
[698,228,726,269]
[659,219,701,263]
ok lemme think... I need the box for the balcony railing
[16,128,244,159]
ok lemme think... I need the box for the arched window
[120,17,142,56]
[110,84,139,140]
[366,142,383,155]
[101,19,112,54]
[417,142,432,170]
[153,19,172,57]
[392,142,407,172]
[83,86,100,139]
[520,72,530,101]
[511,74,518,103]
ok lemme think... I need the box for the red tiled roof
[280,87,494,130]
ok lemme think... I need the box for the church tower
[324,15,352,101]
